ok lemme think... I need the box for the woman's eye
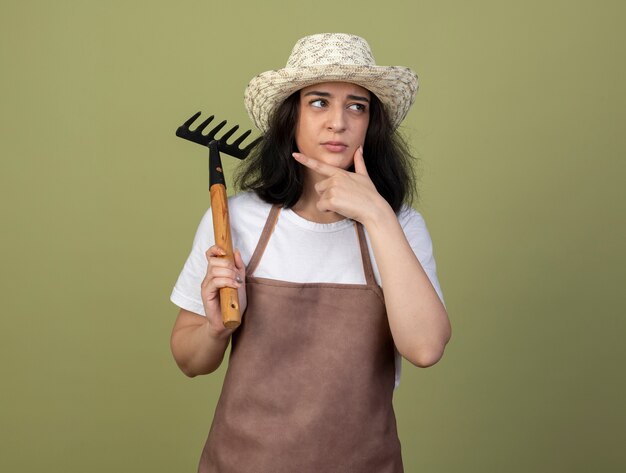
[310,99,326,108]
[348,103,366,112]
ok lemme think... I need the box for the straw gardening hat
[244,33,418,132]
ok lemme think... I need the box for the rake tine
[220,132,262,159]
[220,124,240,143]
[181,111,202,129]
[207,120,227,140]
[194,115,215,133]
[231,129,252,147]
[242,136,263,154]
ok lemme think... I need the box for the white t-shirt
[171,191,444,386]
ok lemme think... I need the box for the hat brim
[244,64,418,133]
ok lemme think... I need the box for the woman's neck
[291,172,346,224]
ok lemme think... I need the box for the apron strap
[355,223,377,286]
[247,204,281,276]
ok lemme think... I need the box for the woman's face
[295,82,370,170]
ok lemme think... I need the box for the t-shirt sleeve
[398,206,445,306]
[170,209,215,316]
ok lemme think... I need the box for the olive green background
[1,0,624,471]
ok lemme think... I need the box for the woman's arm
[170,247,247,377]
[361,204,451,367]
[170,308,232,376]
[293,148,451,367]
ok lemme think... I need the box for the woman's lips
[321,141,348,153]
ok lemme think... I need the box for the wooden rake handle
[210,183,241,329]
[176,113,261,329]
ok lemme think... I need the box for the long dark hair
[235,91,417,212]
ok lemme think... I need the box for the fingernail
[235,275,243,283]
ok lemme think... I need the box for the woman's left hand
[292,146,389,224]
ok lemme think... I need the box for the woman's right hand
[201,245,247,339]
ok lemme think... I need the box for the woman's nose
[326,107,346,132]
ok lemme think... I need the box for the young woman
[170,33,451,473]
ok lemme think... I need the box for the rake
[176,112,261,328]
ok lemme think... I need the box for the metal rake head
[175,111,261,159]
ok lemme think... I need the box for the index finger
[205,245,227,260]
[292,152,343,177]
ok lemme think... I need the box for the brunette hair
[234,91,417,212]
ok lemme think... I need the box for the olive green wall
[1,1,624,471]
